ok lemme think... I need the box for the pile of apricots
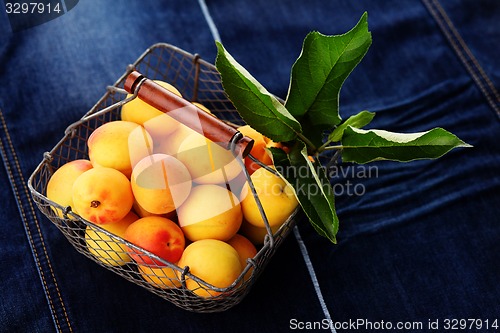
[46,81,298,297]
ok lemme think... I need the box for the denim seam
[422,0,500,119]
[0,110,73,333]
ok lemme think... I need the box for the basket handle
[124,71,254,158]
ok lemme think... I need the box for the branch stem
[317,139,332,153]
[322,145,344,151]
[297,132,317,152]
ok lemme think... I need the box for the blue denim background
[1,0,499,332]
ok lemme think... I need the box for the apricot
[154,122,201,156]
[88,120,153,178]
[176,133,242,184]
[121,80,182,142]
[240,167,298,228]
[226,234,257,281]
[177,184,242,242]
[132,199,176,220]
[131,153,192,215]
[152,100,215,154]
[177,239,242,298]
[239,218,280,246]
[124,216,185,265]
[72,167,134,224]
[138,264,181,289]
[46,159,93,217]
[238,125,291,174]
[238,125,273,174]
[85,211,138,266]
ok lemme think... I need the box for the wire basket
[28,43,298,313]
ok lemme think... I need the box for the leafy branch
[215,12,470,243]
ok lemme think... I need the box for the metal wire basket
[28,43,298,313]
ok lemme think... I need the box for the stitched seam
[425,0,499,112]
[0,111,73,333]
[19,151,74,332]
[0,138,62,332]
[433,1,500,104]
[422,0,500,118]
[0,114,62,332]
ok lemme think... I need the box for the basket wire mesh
[28,43,298,313]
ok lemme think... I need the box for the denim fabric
[1,0,499,332]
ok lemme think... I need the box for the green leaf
[328,110,375,142]
[268,146,290,167]
[215,42,302,142]
[341,126,472,163]
[285,12,372,129]
[271,142,339,243]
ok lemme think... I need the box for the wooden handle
[124,71,253,157]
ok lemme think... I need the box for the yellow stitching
[432,0,500,104]
[0,111,73,332]
[22,157,74,332]
[423,0,500,117]
[425,0,493,106]
[0,138,62,331]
